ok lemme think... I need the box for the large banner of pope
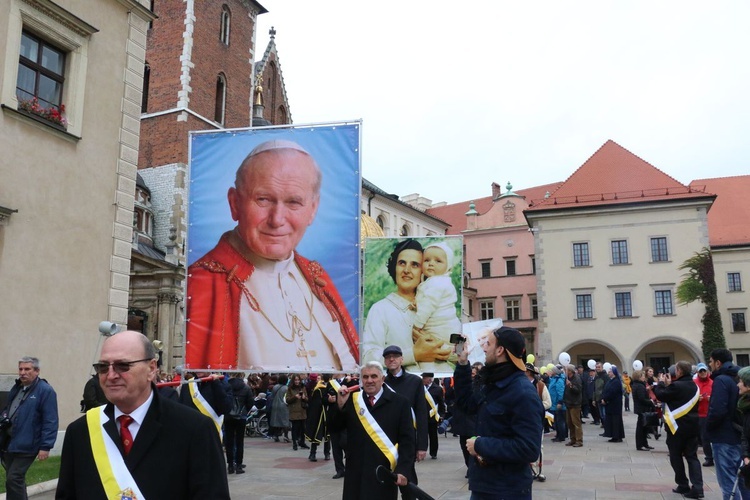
[361,236,464,377]
[185,123,361,373]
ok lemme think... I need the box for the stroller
[245,394,269,437]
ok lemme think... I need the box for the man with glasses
[454,326,543,500]
[56,330,229,499]
[0,356,58,500]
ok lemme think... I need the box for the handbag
[642,411,659,428]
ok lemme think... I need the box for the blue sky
[255,1,750,204]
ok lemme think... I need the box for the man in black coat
[422,373,445,459]
[383,345,428,499]
[331,361,416,500]
[653,360,703,499]
[56,331,229,500]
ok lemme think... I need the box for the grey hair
[18,356,40,370]
[565,364,577,374]
[361,361,385,376]
[234,140,322,196]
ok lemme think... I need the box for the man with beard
[654,360,703,499]
[453,327,543,499]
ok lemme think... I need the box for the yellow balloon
[547,363,555,371]
[539,367,547,375]
[526,354,536,364]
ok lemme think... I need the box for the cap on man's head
[248,139,310,158]
[697,363,708,372]
[494,326,527,371]
[421,372,434,378]
[383,345,403,357]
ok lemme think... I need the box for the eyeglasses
[93,358,152,375]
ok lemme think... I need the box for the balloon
[558,352,571,365]
[526,354,536,364]
[633,360,643,371]
[587,359,596,370]
[603,362,612,372]
[539,367,547,375]
[546,363,555,371]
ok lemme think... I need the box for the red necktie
[368,395,375,407]
[118,415,134,455]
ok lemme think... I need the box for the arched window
[376,215,385,230]
[399,224,410,237]
[141,63,150,113]
[214,73,226,125]
[220,5,231,45]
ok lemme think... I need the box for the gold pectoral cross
[292,315,316,363]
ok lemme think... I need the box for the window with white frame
[17,31,65,115]
[480,299,495,320]
[650,237,669,262]
[654,289,674,315]
[530,295,538,319]
[2,0,98,138]
[731,311,747,332]
[573,242,590,267]
[615,292,633,317]
[480,261,491,278]
[728,272,742,292]
[611,240,629,265]
[214,73,226,125]
[576,294,593,319]
[505,297,520,321]
[220,5,231,45]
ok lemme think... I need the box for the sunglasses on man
[92,358,152,375]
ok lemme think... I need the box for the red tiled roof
[526,140,713,211]
[690,175,750,248]
[426,182,562,235]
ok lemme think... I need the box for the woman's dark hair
[386,238,423,283]
[277,374,288,386]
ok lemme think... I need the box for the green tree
[676,248,726,361]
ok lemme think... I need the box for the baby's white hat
[425,241,454,271]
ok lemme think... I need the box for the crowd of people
[4,335,750,499]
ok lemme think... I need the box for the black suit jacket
[56,388,229,500]
[385,371,428,451]
[331,389,416,500]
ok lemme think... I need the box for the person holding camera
[0,356,58,500]
[653,361,703,499]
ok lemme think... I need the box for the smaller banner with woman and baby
[361,236,464,377]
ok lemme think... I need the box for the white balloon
[558,352,571,365]
[587,359,596,370]
[633,360,643,371]
[603,362,612,372]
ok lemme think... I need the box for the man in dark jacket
[225,373,254,473]
[179,370,233,442]
[654,360,703,498]
[422,373,445,459]
[585,369,599,425]
[331,361,415,500]
[454,327,543,500]
[82,373,109,411]
[706,348,750,499]
[1,356,58,500]
[564,365,583,447]
[383,345,428,499]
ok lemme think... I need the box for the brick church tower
[129,0,291,369]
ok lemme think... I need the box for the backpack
[229,394,246,420]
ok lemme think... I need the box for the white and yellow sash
[330,379,342,392]
[352,392,399,470]
[424,386,440,422]
[187,379,223,441]
[86,406,146,500]
[664,387,700,434]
